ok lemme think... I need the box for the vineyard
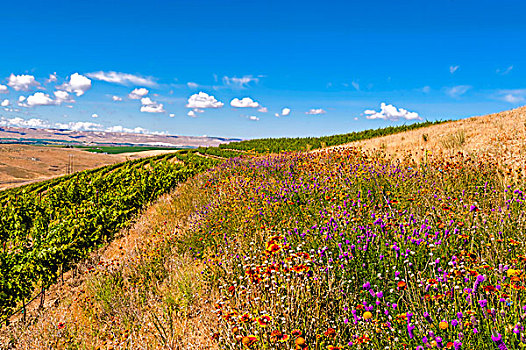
[0,150,218,320]
[7,117,526,349]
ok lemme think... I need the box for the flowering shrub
[187,148,526,349]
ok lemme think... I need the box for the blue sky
[0,0,525,139]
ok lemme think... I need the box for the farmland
[1,110,526,349]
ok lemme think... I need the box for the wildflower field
[184,147,526,349]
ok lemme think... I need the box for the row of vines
[0,151,218,319]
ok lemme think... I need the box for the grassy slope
[3,106,526,349]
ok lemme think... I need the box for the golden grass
[333,105,526,171]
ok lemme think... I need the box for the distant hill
[0,126,241,148]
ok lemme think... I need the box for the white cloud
[169,113,175,118]
[0,116,51,128]
[248,115,259,121]
[445,85,471,98]
[186,92,224,108]
[86,71,157,87]
[55,121,102,131]
[230,97,260,108]
[59,73,92,96]
[7,74,40,91]
[496,66,513,75]
[258,107,268,113]
[1,99,9,107]
[306,108,326,115]
[0,85,8,93]
[91,113,99,118]
[496,89,526,103]
[128,87,149,99]
[53,90,73,104]
[364,103,421,121]
[187,82,199,89]
[281,107,291,116]
[351,81,360,91]
[422,86,431,93]
[112,95,123,101]
[23,92,55,107]
[449,65,459,74]
[223,75,259,89]
[187,110,197,117]
[46,73,58,83]
[140,96,165,113]
[18,96,26,102]
[106,125,148,133]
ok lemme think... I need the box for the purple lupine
[407,312,413,324]
[492,332,508,350]
[451,319,458,327]
[473,274,485,293]
[454,340,462,350]
[408,324,415,339]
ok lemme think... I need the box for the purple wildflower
[491,332,508,350]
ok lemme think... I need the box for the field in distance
[0,144,178,190]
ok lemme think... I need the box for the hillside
[344,106,526,174]
[2,107,526,349]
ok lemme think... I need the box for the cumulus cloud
[223,75,259,89]
[496,89,526,103]
[59,73,92,96]
[364,103,421,121]
[46,73,58,83]
[7,74,40,91]
[18,96,26,102]
[306,108,326,115]
[230,97,260,108]
[140,97,165,113]
[128,88,149,99]
[187,82,199,89]
[449,65,459,74]
[0,116,51,128]
[53,90,73,104]
[91,113,99,118]
[112,95,123,101]
[187,110,197,117]
[106,125,148,133]
[1,99,9,107]
[445,85,471,98]
[248,115,259,121]
[55,121,102,131]
[0,85,8,93]
[186,92,224,109]
[281,107,291,116]
[258,107,268,113]
[86,71,157,87]
[169,113,175,118]
[22,92,55,107]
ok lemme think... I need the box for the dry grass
[0,177,218,350]
[333,105,526,172]
[0,145,177,191]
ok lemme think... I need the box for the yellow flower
[507,269,520,277]
[439,321,448,330]
[363,311,373,320]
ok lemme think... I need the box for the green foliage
[0,151,219,318]
[217,120,446,154]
